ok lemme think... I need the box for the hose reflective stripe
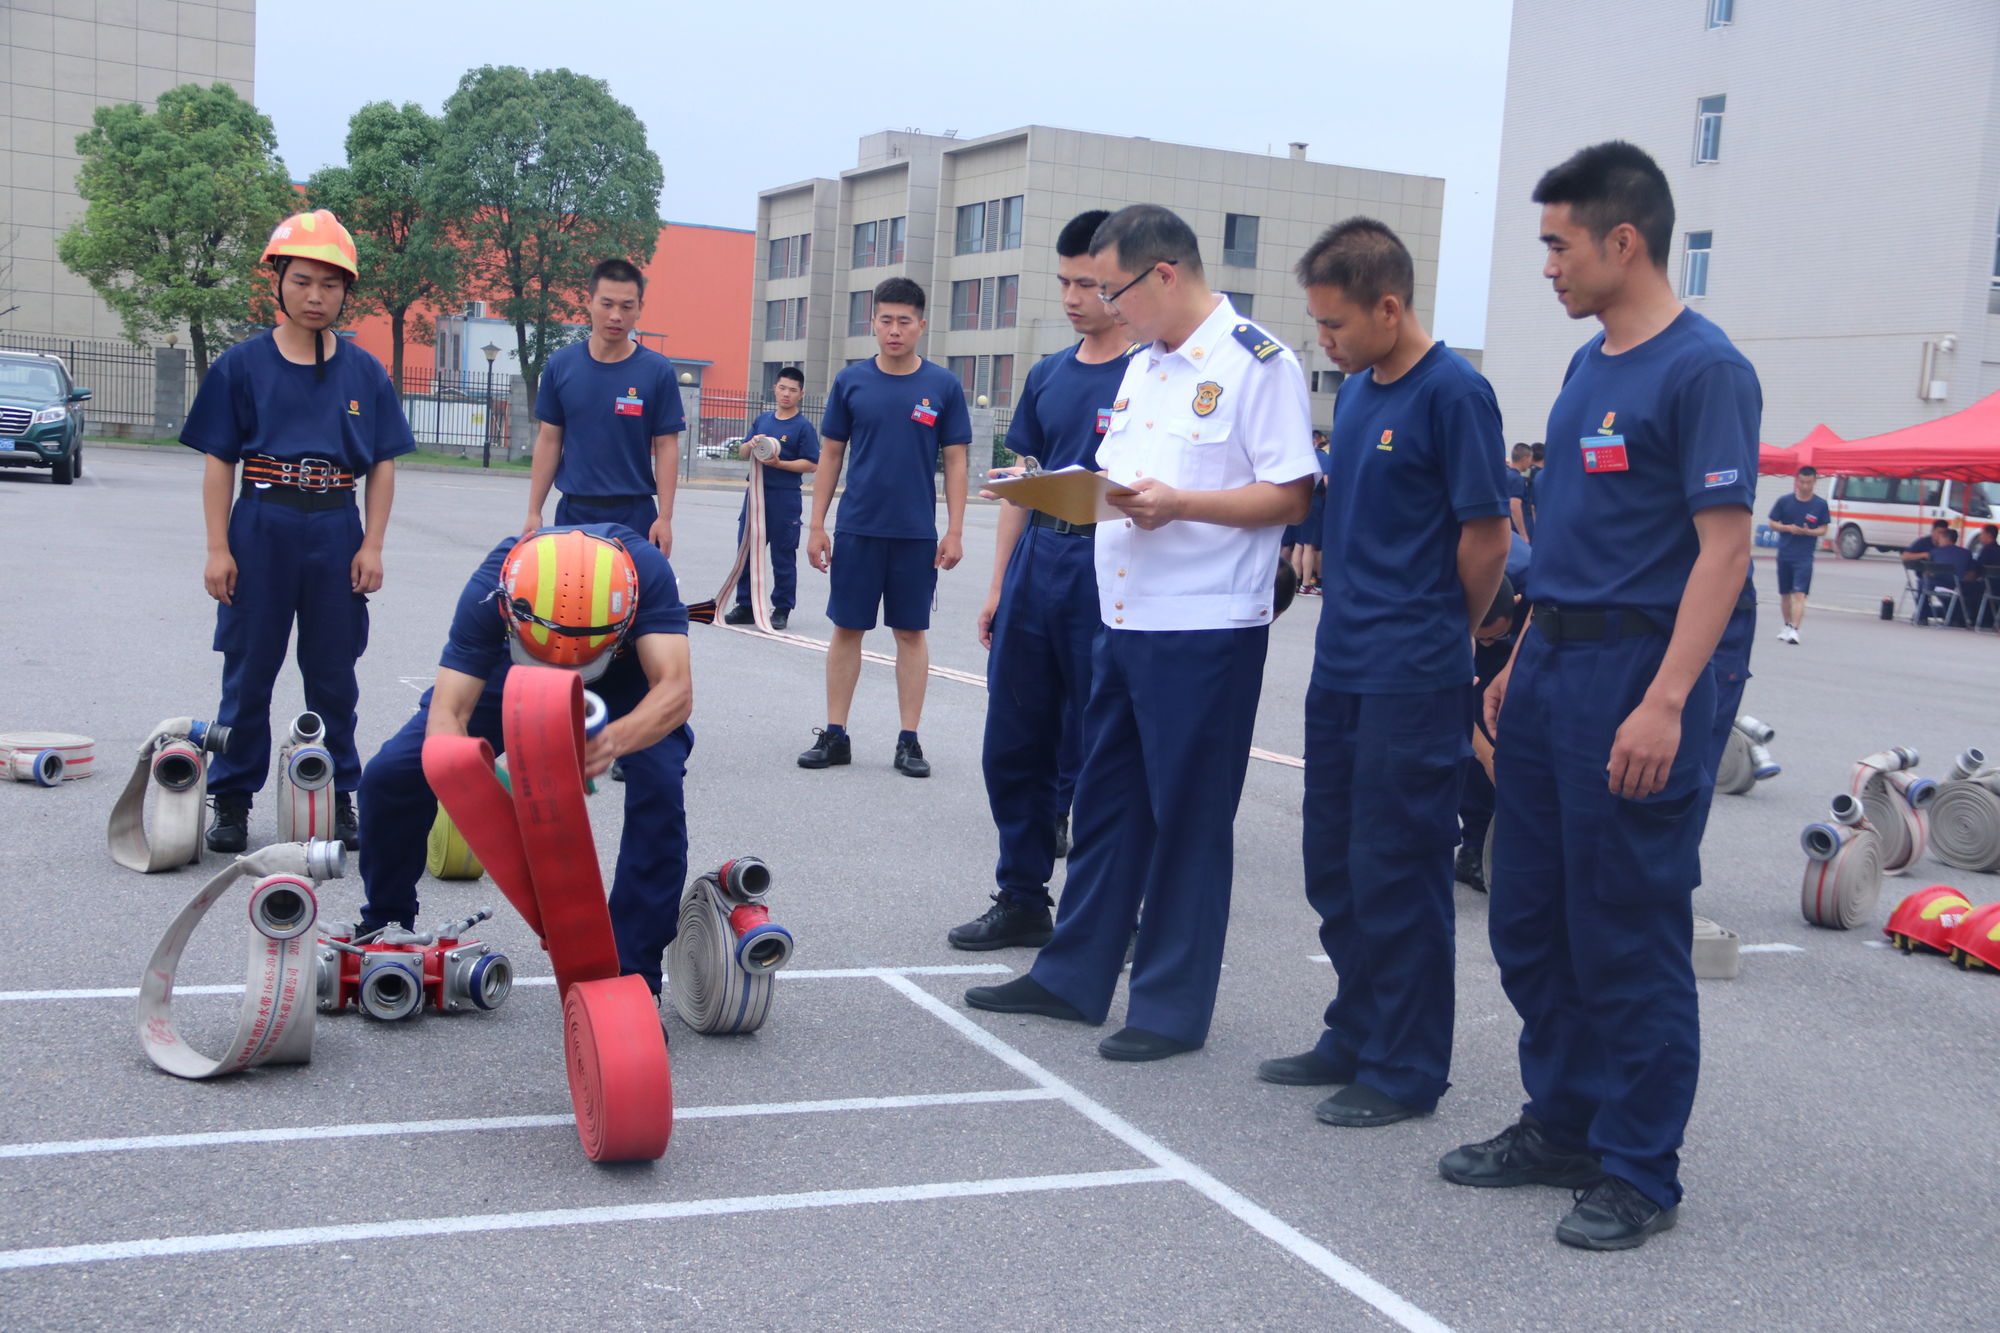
[1929,773,2000,871]
[0,732,94,784]
[107,719,221,873]
[1800,810,1883,930]
[423,666,671,1161]
[136,842,345,1079]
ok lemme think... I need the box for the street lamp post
[480,342,501,468]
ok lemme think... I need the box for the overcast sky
[258,0,1513,347]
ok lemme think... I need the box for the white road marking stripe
[1738,942,1807,954]
[0,1089,1062,1160]
[876,972,1457,1333]
[0,1168,1174,1272]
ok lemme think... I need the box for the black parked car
[0,351,90,485]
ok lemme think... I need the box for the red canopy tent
[1758,423,1843,476]
[1804,390,2000,482]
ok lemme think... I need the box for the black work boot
[723,603,755,626]
[206,792,250,855]
[948,894,1055,950]
[1556,1175,1679,1251]
[798,727,851,769]
[334,792,359,849]
[1454,840,1487,893]
[769,608,789,631]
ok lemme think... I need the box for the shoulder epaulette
[1231,323,1285,363]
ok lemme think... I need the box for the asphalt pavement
[0,448,1995,1331]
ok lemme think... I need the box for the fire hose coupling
[1801,793,1868,862]
[717,857,793,974]
[1855,746,1921,774]
[247,875,318,941]
[582,690,608,739]
[1800,793,1885,929]
[316,906,511,1019]
[1885,769,1937,810]
[8,748,65,786]
[1949,747,1988,781]
[1733,715,1781,781]
[0,732,95,784]
[358,951,425,1021]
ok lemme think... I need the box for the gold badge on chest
[1192,381,1224,417]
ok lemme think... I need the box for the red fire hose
[422,666,672,1162]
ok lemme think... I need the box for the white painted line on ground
[1308,954,1329,963]
[875,971,1456,1333]
[0,962,1012,1004]
[1738,942,1807,954]
[0,1167,1175,1272]
[0,1088,1062,1160]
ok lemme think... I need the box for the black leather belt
[565,494,652,507]
[1030,511,1095,537]
[1532,604,1670,643]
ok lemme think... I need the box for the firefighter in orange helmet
[181,208,415,854]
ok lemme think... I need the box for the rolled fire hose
[423,667,671,1162]
[107,717,232,873]
[0,731,95,786]
[136,839,347,1079]
[275,712,335,843]
[688,436,779,632]
[669,855,795,1034]
[1800,793,1884,929]
[1928,748,2000,872]
[1715,715,1782,797]
[1847,747,1931,877]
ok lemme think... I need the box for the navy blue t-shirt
[1314,342,1512,694]
[746,410,821,494]
[1005,344,1131,472]
[440,523,689,702]
[1767,493,1829,559]
[821,357,971,539]
[182,332,415,471]
[1925,545,1972,582]
[535,342,687,499]
[1532,309,1761,612]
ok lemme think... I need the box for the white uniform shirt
[1095,297,1317,631]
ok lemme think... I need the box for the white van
[1826,477,2000,558]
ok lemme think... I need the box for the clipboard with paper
[985,462,1137,526]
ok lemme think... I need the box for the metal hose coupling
[316,907,511,1020]
[1848,747,1931,876]
[1801,794,1884,929]
[1928,747,2000,872]
[275,711,336,843]
[1734,715,1781,780]
[669,855,795,1034]
[137,841,346,1079]
[0,732,95,785]
[1717,715,1783,794]
[107,717,234,872]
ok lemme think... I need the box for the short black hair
[1531,442,1545,461]
[588,258,646,296]
[1531,141,1675,271]
[1933,519,1952,531]
[775,366,804,387]
[1797,465,1818,477]
[1089,204,1204,279]
[873,276,926,314]
[1941,527,1960,542]
[1511,443,1532,462]
[1984,525,1998,539]
[1057,209,1112,259]
[1295,216,1414,308]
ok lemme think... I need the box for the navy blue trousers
[1031,625,1269,1046]
[355,680,693,994]
[555,494,657,539]
[982,527,1100,906]
[1304,685,1469,1108]
[734,488,802,611]
[1707,603,1755,775]
[1490,620,1715,1208]
[209,497,368,798]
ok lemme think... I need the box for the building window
[795,232,810,274]
[1311,370,1346,394]
[990,354,1014,408]
[765,297,808,341]
[1223,214,1260,267]
[956,203,986,256]
[1694,95,1726,164]
[949,277,1019,331]
[948,355,976,397]
[999,196,1023,251]
[1222,291,1255,318]
[847,290,874,337]
[958,197,1025,254]
[768,236,791,281]
[1682,231,1712,298]
[853,220,878,269]
[887,216,906,264]
[951,280,981,331]
[1707,0,1734,27]
[995,275,1019,329]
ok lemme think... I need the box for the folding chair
[1913,560,1965,628]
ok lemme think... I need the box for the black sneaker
[334,792,359,849]
[1054,812,1072,859]
[1438,1116,1601,1189]
[1556,1175,1679,1251]
[769,609,789,631]
[1454,841,1487,893]
[798,728,851,769]
[894,736,931,778]
[723,604,755,626]
[948,894,1054,950]
[206,792,250,854]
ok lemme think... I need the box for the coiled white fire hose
[1928,748,2000,872]
[668,856,794,1034]
[275,712,335,842]
[137,839,347,1079]
[106,717,232,873]
[692,437,780,632]
[0,732,95,786]
[1847,747,1932,877]
[1714,715,1782,796]
[1800,793,1883,929]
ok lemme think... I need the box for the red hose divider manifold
[422,666,671,1162]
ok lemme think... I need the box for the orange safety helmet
[499,529,640,682]
[1882,886,1974,956]
[262,209,360,283]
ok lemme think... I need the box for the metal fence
[0,332,177,431]
[399,366,520,461]
[683,388,827,482]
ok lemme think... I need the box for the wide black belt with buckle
[1532,603,1671,643]
[240,454,357,511]
[1030,511,1095,537]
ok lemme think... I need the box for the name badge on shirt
[1581,435,1629,473]
[614,392,644,417]
[911,400,938,426]
[1096,407,1114,434]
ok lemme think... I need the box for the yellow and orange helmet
[499,529,640,682]
[263,209,359,283]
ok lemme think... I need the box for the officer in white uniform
[966,204,1318,1061]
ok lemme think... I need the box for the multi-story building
[1482,0,2000,450]
[749,127,1448,426]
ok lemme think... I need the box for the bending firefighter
[183,209,414,853]
[353,526,695,996]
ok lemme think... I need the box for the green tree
[307,101,462,398]
[57,82,296,378]
[435,65,663,398]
